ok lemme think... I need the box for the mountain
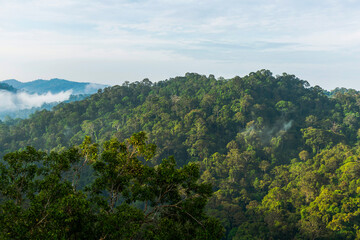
[2,78,108,94]
[0,82,17,92]
[0,78,108,121]
[1,70,360,239]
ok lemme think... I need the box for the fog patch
[238,119,294,147]
[84,83,104,94]
[266,120,293,136]
[0,90,72,112]
[283,120,293,132]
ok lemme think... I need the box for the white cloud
[0,90,72,111]
[84,83,106,93]
[0,0,360,88]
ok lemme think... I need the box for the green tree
[0,132,224,239]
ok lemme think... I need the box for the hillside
[2,70,360,239]
[0,70,341,161]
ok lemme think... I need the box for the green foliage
[0,132,223,239]
[3,70,360,239]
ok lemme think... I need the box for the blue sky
[1,0,360,89]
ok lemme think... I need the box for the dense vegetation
[2,69,360,239]
[0,132,223,239]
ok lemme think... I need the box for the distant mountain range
[0,78,108,121]
[1,78,108,95]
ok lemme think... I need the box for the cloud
[0,0,360,89]
[0,90,72,112]
[2,0,359,55]
[84,83,106,94]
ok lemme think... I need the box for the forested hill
[0,70,349,161]
[2,70,360,239]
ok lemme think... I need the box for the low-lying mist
[0,90,72,112]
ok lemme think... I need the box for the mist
[0,90,72,112]
[84,83,106,94]
[282,120,293,132]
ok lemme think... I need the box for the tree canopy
[0,132,223,239]
[2,70,360,239]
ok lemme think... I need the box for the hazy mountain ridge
[0,78,108,121]
[2,78,108,94]
[0,82,17,92]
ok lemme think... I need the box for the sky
[0,0,360,90]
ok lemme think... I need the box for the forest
[1,69,360,239]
